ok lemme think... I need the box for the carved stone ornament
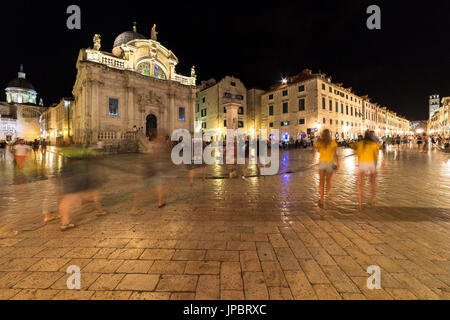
[93,34,101,51]
[138,92,162,109]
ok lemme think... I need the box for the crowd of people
[2,127,448,231]
[312,130,448,211]
[314,129,380,211]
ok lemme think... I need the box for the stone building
[0,66,45,142]
[260,69,365,141]
[40,97,74,146]
[429,94,440,120]
[259,69,410,142]
[429,97,449,136]
[195,76,247,135]
[68,25,197,145]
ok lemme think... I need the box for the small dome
[113,31,146,49]
[7,78,36,91]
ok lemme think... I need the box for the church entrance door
[146,114,157,138]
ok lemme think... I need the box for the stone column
[224,102,240,130]
[167,88,175,135]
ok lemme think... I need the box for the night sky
[1,0,449,120]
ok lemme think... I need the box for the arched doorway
[146,114,157,138]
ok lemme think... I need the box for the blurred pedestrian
[0,140,7,160]
[314,129,339,208]
[130,135,169,214]
[421,133,428,153]
[32,139,40,158]
[41,139,48,156]
[355,130,380,211]
[58,146,107,231]
[12,139,29,171]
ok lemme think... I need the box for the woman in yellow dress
[314,129,339,208]
[354,130,380,211]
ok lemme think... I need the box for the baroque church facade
[70,24,197,145]
[0,66,45,142]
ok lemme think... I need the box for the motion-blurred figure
[314,129,339,208]
[58,146,107,231]
[0,140,7,160]
[355,130,380,211]
[13,139,29,171]
[130,135,169,214]
[32,139,40,158]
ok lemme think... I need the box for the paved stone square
[0,145,449,300]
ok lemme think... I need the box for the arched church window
[154,64,166,80]
[136,62,151,77]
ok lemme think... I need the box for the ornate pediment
[138,91,162,107]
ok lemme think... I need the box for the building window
[196,104,199,113]
[269,94,274,100]
[282,90,288,96]
[224,107,227,113]
[299,118,305,125]
[238,107,244,115]
[336,102,339,113]
[269,106,274,116]
[341,104,344,114]
[322,83,326,90]
[322,98,326,110]
[283,102,288,113]
[231,81,236,86]
[238,121,244,128]
[202,122,207,129]
[323,118,326,124]
[298,85,305,92]
[336,120,338,125]
[329,87,332,93]
[346,105,349,115]
[281,121,290,126]
[201,109,207,117]
[224,120,227,127]
[329,100,333,111]
[298,99,305,111]
[269,122,274,127]
[330,119,333,125]
[108,98,119,115]
[178,107,185,120]
[202,97,206,103]
[351,107,353,116]
[236,95,244,101]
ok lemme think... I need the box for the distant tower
[429,94,440,119]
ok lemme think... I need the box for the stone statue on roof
[93,34,101,51]
[151,24,158,41]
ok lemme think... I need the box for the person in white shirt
[13,139,29,170]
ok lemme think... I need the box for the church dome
[113,31,146,48]
[7,77,35,91]
[112,27,146,57]
[5,65,37,104]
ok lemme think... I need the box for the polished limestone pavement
[0,144,449,300]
